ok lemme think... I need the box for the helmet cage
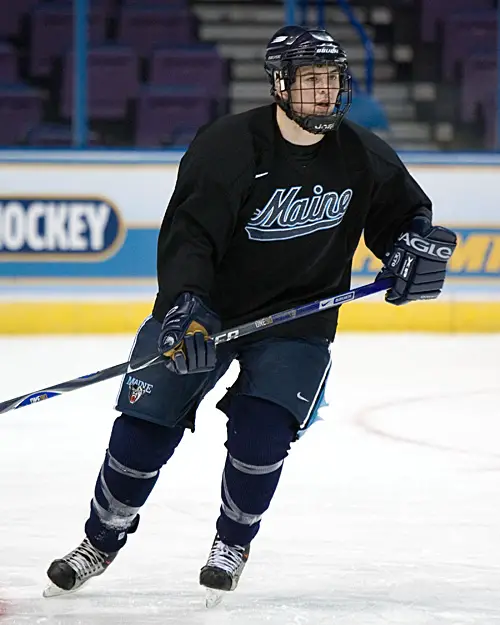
[265,36,352,134]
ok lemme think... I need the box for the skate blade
[205,588,225,608]
[43,582,84,598]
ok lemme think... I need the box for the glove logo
[402,255,414,278]
[398,233,453,260]
[389,250,401,269]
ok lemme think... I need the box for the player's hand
[157,293,221,374]
[377,216,457,305]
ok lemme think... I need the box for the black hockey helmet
[264,25,352,134]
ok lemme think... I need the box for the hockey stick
[0,277,392,415]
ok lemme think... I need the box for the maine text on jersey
[245,185,353,241]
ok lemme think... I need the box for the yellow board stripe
[339,301,500,333]
[0,301,499,334]
[0,302,151,334]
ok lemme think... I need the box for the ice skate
[43,537,117,597]
[199,534,250,607]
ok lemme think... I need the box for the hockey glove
[157,293,221,375]
[378,216,457,305]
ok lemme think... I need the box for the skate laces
[207,537,246,574]
[63,538,108,579]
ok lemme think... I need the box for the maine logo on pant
[127,376,154,405]
[245,185,353,241]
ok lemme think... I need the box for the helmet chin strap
[275,94,340,135]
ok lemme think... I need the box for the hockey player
[44,25,456,600]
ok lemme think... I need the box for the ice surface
[0,333,499,624]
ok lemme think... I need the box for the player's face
[288,65,340,117]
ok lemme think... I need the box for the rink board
[1,300,499,334]
[0,150,499,333]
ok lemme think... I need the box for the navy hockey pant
[85,316,331,553]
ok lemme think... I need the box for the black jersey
[152,104,431,341]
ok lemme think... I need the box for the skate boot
[199,534,250,607]
[43,537,118,597]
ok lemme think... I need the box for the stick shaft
[0,278,391,415]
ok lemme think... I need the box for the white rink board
[0,151,499,332]
[0,150,498,226]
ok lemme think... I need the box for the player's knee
[225,395,297,466]
[108,413,185,472]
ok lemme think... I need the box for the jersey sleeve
[363,141,432,261]
[155,127,253,313]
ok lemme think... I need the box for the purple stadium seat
[61,46,139,119]
[25,123,102,146]
[168,129,198,146]
[442,10,496,81]
[124,0,188,5]
[135,86,211,146]
[459,53,496,149]
[117,8,195,57]
[43,0,118,20]
[0,84,44,146]
[0,43,18,83]
[31,5,107,76]
[480,93,496,149]
[46,0,116,8]
[421,0,493,43]
[461,54,497,150]
[150,48,226,97]
[0,0,38,38]
[461,54,496,123]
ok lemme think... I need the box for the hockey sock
[85,414,184,553]
[216,395,297,547]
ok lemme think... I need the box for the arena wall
[0,150,498,333]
